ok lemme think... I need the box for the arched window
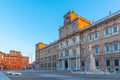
[104,28,110,36]
[81,49,85,56]
[81,36,85,43]
[65,41,69,46]
[66,27,69,35]
[113,42,119,51]
[94,46,99,54]
[104,43,110,53]
[65,17,69,23]
[112,24,118,34]
[94,31,99,39]
[65,50,69,57]
[88,33,92,41]
[73,49,77,56]
[59,31,63,38]
[60,52,63,57]
[72,23,77,32]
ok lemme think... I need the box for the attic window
[65,17,69,23]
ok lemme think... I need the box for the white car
[6,71,14,75]
[12,72,22,76]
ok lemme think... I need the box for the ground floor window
[82,61,84,67]
[115,68,119,72]
[65,60,68,69]
[107,68,111,72]
[82,68,84,71]
[95,61,99,67]
[106,60,110,67]
[114,59,119,66]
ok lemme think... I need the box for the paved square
[2,70,120,80]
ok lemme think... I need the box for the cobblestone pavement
[2,70,120,80]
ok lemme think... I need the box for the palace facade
[35,10,120,72]
[35,42,59,70]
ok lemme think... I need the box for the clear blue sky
[0,0,120,63]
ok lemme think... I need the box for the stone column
[69,58,71,70]
[76,58,77,70]
[68,58,70,70]
[39,63,40,69]
[76,36,80,43]
[78,58,80,69]
[58,61,59,70]
[46,64,47,70]
[62,60,65,70]
[51,63,52,70]
[43,64,44,70]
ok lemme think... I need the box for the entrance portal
[65,60,68,69]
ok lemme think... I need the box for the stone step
[0,72,10,80]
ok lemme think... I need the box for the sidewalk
[0,72,10,80]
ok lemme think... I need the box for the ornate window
[66,27,69,35]
[73,50,77,56]
[81,49,85,56]
[112,24,118,34]
[81,36,85,43]
[94,31,99,39]
[106,60,110,67]
[113,42,119,51]
[60,43,63,48]
[60,52,63,57]
[95,61,99,67]
[94,46,99,54]
[104,44,110,53]
[65,17,69,23]
[59,31,63,38]
[114,59,119,66]
[65,50,69,57]
[104,28,110,36]
[88,33,92,41]
[82,61,84,67]
[73,38,77,44]
[72,23,77,32]
[66,41,69,46]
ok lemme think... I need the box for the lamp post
[29,52,33,69]
[31,52,32,70]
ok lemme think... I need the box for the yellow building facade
[35,10,120,72]
[35,11,90,70]
[58,11,90,70]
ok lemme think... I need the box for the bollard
[114,70,116,74]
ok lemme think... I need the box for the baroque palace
[0,50,29,70]
[35,10,120,72]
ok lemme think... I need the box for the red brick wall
[0,50,29,70]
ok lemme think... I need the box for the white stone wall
[69,48,72,56]
[76,36,80,43]
[58,35,80,70]
[76,47,80,56]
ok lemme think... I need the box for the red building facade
[0,50,29,70]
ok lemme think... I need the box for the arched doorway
[65,60,68,69]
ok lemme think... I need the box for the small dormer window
[65,17,69,23]
[66,27,69,35]
[59,31,63,38]
[73,23,77,32]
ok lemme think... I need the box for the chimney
[92,19,94,24]
[109,11,112,15]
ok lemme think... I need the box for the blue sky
[0,0,120,63]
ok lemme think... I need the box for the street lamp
[29,52,34,69]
